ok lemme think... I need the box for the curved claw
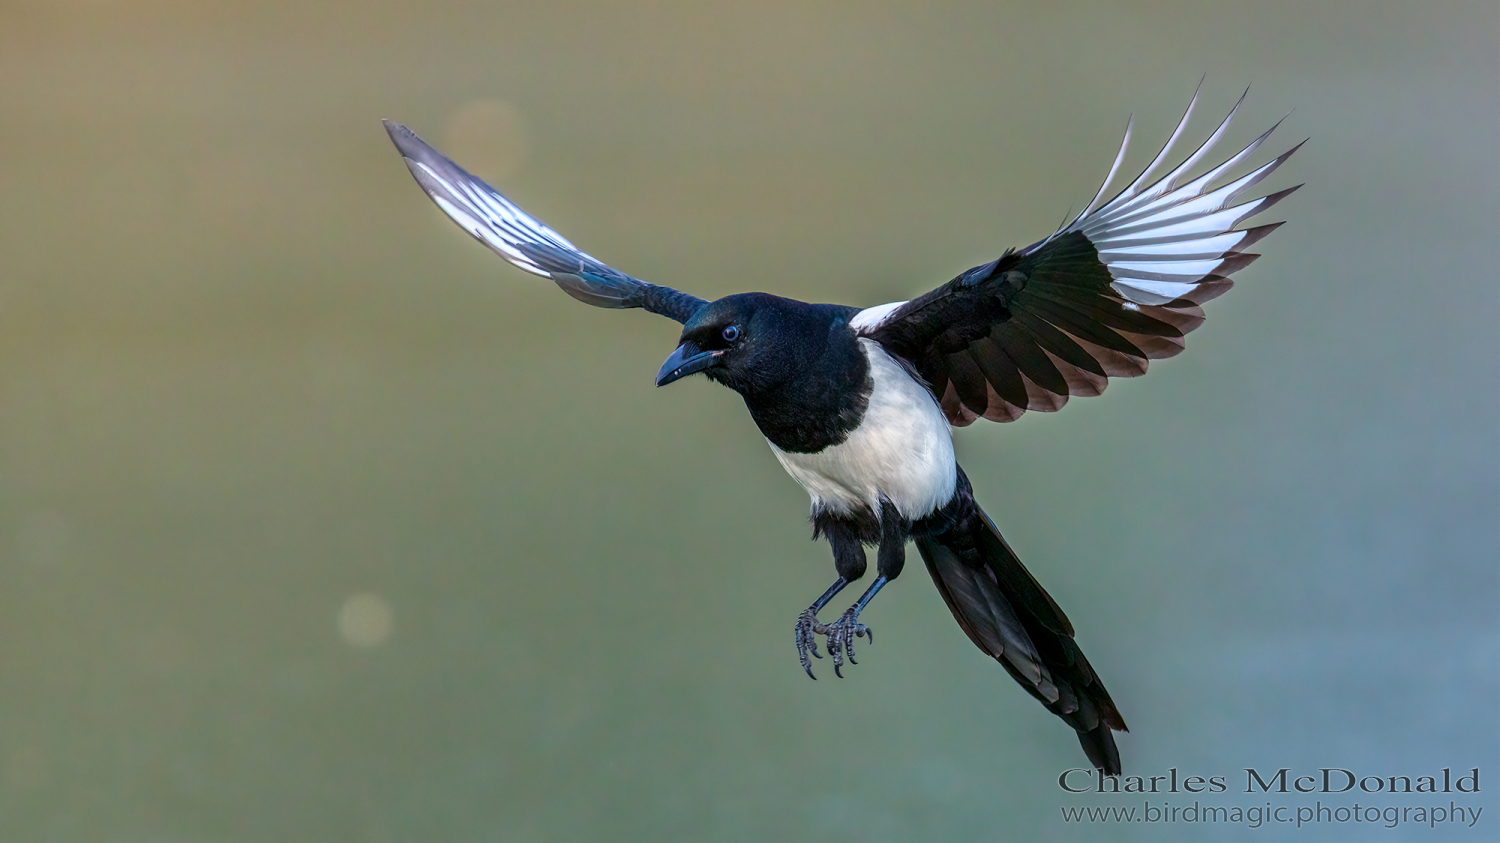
[842,621,866,665]
[796,603,878,679]
[794,607,827,680]
[821,607,873,678]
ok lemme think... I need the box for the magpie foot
[823,607,871,678]
[794,607,827,680]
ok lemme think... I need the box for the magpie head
[655,293,819,394]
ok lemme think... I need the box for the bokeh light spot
[338,592,392,648]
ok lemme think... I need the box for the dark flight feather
[862,93,1302,425]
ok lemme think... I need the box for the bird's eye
[721,325,741,343]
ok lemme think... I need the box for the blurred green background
[1,1,1495,840]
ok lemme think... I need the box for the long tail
[914,467,1126,774]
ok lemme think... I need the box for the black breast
[743,315,873,454]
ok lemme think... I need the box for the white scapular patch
[848,301,908,333]
[768,339,956,521]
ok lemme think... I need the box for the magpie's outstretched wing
[384,120,706,324]
[859,90,1302,425]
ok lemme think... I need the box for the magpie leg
[795,519,866,680]
[824,498,908,678]
[823,577,884,677]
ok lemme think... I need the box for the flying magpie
[383,87,1300,776]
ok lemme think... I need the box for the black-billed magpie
[383,87,1300,776]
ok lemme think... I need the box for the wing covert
[863,88,1301,425]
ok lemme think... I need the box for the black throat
[741,315,872,454]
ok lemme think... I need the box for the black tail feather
[915,466,1126,775]
[1078,722,1122,777]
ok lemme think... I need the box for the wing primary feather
[1099,184,1299,242]
[1225,221,1285,253]
[1091,219,1283,251]
[1096,131,1301,237]
[1095,78,1203,217]
[1108,252,1259,283]
[1100,87,1250,222]
[1166,277,1235,306]
[1092,98,1283,231]
[1160,86,1249,190]
[1074,116,1128,226]
[384,119,707,323]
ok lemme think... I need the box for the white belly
[768,339,956,521]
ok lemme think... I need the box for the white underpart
[769,339,956,521]
[848,300,908,333]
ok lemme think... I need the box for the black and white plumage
[383,87,1300,776]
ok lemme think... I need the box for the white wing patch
[1035,86,1303,307]
[430,195,548,276]
[385,119,619,283]
[405,159,592,280]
